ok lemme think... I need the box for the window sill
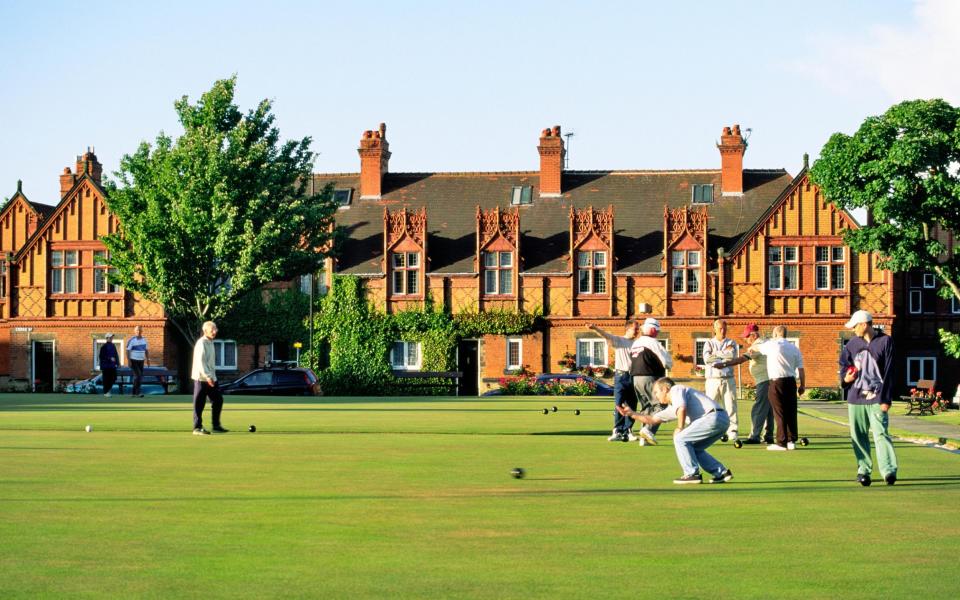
[50,293,124,300]
[575,294,611,298]
[483,295,517,300]
[769,290,846,296]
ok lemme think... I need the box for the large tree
[810,99,960,350]
[102,77,337,343]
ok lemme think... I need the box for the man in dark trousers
[98,333,119,398]
[191,321,228,435]
[839,310,898,486]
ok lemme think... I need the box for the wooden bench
[392,371,463,395]
[901,379,937,416]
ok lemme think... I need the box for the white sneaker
[626,431,640,442]
[786,442,796,450]
[639,427,658,446]
[607,429,624,442]
[637,438,647,446]
[767,444,788,451]
[104,392,111,398]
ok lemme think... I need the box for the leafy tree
[810,99,960,353]
[219,287,311,366]
[102,77,338,343]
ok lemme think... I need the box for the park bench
[901,379,937,416]
[391,371,463,395]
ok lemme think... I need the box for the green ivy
[307,275,541,395]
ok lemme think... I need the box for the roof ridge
[312,167,789,178]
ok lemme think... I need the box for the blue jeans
[674,411,729,477]
[613,371,637,435]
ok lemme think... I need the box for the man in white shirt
[701,319,739,441]
[740,325,804,451]
[126,325,149,398]
[191,321,228,435]
[717,323,774,444]
[619,377,733,484]
[588,321,640,442]
[629,317,672,446]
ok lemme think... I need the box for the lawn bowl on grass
[1,392,958,598]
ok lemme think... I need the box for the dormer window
[511,186,533,205]
[333,189,352,207]
[482,251,514,295]
[671,250,700,293]
[577,251,607,294]
[692,184,714,204]
[391,252,420,295]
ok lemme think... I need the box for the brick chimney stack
[59,167,76,197]
[358,123,391,199]
[75,148,103,184]
[537,125,565,197]
[717,124,747,196]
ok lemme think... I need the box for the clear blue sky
[2,0,957,205]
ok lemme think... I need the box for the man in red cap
[720,324,774,444]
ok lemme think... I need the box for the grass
[1,393,959,599]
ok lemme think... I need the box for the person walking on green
[839,310,898,486]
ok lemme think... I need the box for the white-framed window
[671,250,701,293]
[576,338,608,367]
[691,184,714,204]
[768,246,799,290]
[510,186,533,205]
[214,340,237,370]
[815,246,845,290]
[390,341,421,370]
[483,251,514,295]
[93,250,121,294]
[909,289,922,314]
[694,338,711,367]
[391,252,420,295]
[506,337,522,370]
[952,297,960,314]
[923,273,936,289]
[0,261,6,297]
[333,189,352,207]
[93,338,124,371]
[50,249,80,294]
[577,251,607,294]
[906,356,936,386]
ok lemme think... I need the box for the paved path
[800,401,959,440]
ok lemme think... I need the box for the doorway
[457,340,479,397]
[32,341,55,392]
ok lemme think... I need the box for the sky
[2,0,959,205]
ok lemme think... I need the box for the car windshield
[242,371,273,386]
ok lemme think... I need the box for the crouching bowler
[618,377,733,485]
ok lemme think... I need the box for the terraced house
[0,126,955,395]
[316,122,952,395]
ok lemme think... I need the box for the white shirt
[595,332,635,372]
[630,335,672,369]
[702,337,738,379]
[752,338,804,379]
[654,385,719,423]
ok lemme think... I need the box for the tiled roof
[315,169,793,275]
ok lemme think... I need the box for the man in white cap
[839,310,898,486]
[98,333,119,398]
[629,317,672,445]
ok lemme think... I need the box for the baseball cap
[105,332,114,338]
[844,310,873,329]
[643,317,661,330]
[742,323,759,337]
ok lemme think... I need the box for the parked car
[65,366,177,395]
[482,373,614,396]
[220,363,321,396]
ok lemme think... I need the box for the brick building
[315,122,955,396]
[1,125,956,396]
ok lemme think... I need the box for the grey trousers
[632,375,661,434]
[750,379,775,441]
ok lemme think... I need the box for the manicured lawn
[1,393,959,599]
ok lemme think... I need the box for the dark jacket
[99,342,119,371]
[839,331,894,405]
[629,347,667,378]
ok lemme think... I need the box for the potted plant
[557,352,576,373]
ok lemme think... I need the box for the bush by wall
[307,275,541,395]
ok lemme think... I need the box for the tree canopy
[102,77,338,342]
